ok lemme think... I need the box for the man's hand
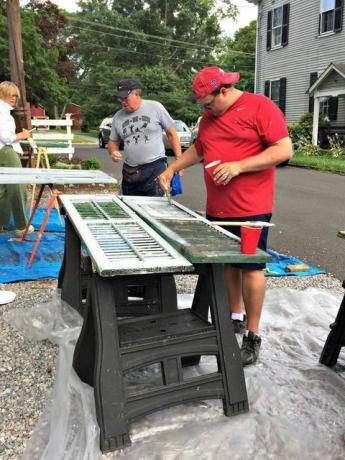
[213,162,241,185]
[159,166,175,193]
[109,150,123,162]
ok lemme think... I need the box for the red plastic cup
[240,226,262,254]
[204,160,221,179]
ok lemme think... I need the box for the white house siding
[256,0,345,126]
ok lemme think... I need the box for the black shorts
[206,213,272,270]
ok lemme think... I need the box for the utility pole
[7,0,31,130]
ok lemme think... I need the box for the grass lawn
[35,129,97,144]
[289,151,345,174]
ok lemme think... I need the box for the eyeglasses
[195,87,222,108]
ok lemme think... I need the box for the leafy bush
[295,144,323,156]
[328,133,345,158]
[82,157,101,170]
[80,121,89,133]
[288,112,330,149]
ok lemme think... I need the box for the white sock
[231,313,244,321]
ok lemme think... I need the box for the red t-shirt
[195,92,289,217]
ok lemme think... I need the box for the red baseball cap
[192,67,240,99]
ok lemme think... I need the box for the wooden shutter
[309,72,318,113]
[334,0,343,32]
[279,77,287,113]
[264,80,270,97]
[282,3,290,46]
[266,10,272,50]
[328,97,338,120]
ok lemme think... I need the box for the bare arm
[214,137,294,185]
[159,143,201,192]
[108,139,122,162]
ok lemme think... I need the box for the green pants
[0,146,27,229]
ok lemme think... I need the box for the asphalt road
[75,144,345,280]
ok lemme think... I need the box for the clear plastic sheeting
[4,288,345,460]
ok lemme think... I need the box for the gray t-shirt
[110,99,174,167]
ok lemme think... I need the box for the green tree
[0,1,71,115]
[219,20,256,92]
[68,0,238,126]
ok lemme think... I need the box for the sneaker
[241,331,261,366]
[14,225,35,236]
[232,315,247,334]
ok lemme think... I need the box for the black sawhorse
[58,217,178,318]
[320,279,345,367]
[72,264,248,453]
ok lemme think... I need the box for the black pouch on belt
[122,163,141,183]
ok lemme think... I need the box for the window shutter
[282,3,290,46]
[334,0,343,32]
[266,10,272,51]
[328,97,338,120]
[264,80,270,97]
[309,72,318,113]
[279,77,287,113]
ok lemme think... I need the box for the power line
[67,16,256,57]
[72,41,255,69]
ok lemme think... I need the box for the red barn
[66,103,84,130]
[30,104,45,118]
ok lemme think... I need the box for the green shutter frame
[279,78,287,114]
[267,10,272,51]
[309,72,318,113]
[334,0,343,32]
[282,4,290,46]
[328,97,338,121]
[264,80,270,97]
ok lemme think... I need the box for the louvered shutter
[279,78,287,113]
[309,72,318,113]
[334,0,343,32]
[282,4,290,46]
[264,80,270,97]
[328,97,338,120]
[266,10,272,50]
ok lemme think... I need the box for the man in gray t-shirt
[108,77,182,196]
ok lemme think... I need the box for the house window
[320,96,338,120]
[270,80,281,105]
[264,78,287,113]
[272,7,283,47]
[319,0,344,34]
[320,96,330,116]
[266,4,290,51]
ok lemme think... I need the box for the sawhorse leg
[319,280,345,367]
[26,185,61,267]
[30,147,60,221]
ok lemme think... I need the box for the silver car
[98,116,113,148]
[163,120,191,155]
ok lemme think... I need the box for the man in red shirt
[160,66,293,365]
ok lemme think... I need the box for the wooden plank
[121,196,271,264]
[59,194,193,276]
[0,167,117,185]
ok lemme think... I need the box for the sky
[32,0,258,36]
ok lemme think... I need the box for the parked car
[98,116,113,148]
[163,120,191,155]
[190,116,201,144]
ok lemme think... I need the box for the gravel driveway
[0,274,343,459]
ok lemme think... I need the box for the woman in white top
[0,81,34,234]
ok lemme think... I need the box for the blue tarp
[0,209,326,283]
[6,208,65,233]
[0,233,64,283]
[265,248,326,277]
